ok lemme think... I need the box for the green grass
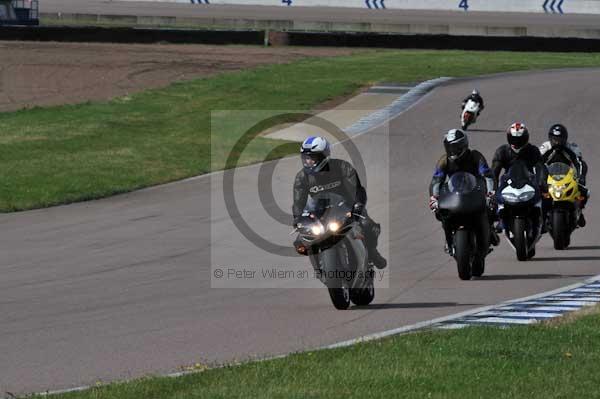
[46,307,600,399]
[3,50,600,212]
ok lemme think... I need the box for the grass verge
[3,50,600,212]
[44,306,600,399]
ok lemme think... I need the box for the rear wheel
[454,230,472,281]
[350,278,375,306]
[513,218,528,261]
[553,211,570,250]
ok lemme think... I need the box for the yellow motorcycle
[546,162,584,250]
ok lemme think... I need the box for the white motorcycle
[461,99,480,130]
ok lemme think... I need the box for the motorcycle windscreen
[547,162,574,181]
[438,172,486,214]
[304,192,350,219]
[505,160,535,189]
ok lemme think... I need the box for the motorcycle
[438,172,490,280]
[546,162,583,250]
[461,99,480,130]
[293,193,374,310]
[497,161,543,261]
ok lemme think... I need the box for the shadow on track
[477,273,593,280]
[466,128,504,133]
[352,302,479,310]
[568,246,600,251]
[532,256,600,262]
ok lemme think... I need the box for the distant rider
[429,129,499,255]
[462,89,485,113]
[539,124,589,227]
[292,136,387,269]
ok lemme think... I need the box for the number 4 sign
[459,0,469,10]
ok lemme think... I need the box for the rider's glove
[352,203,365,220]
[486,192,497,210]
[293,217,301,229]
[429,195,439,212]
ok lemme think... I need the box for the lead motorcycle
[461,99,480,130]
[293,193,375,310]
[497,161,543,261]
[437,172,490,280]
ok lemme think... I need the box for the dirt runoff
[0,41,363,112]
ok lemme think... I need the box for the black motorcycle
[497,160,543,261]
[438,172,490,280]
[294,193,374,310]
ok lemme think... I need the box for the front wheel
[350,279,375,306]
[471,256,485,277]
[552,211,571,250]
[513,218,528,261]
[328,284,351,310]
[454,230,472,281]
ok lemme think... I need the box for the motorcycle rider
[491,122,547,232]
[539,124,589,227]
[429,129,499,255]
[292,136,387,269]
[462,89,485,113]
[492,123,545,184]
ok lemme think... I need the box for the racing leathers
[491,143,546,190]
[540,142,589,225]
[293,158,386,269]
[540,141,588,187]
[462,93,485,112]
[429,150,497,255]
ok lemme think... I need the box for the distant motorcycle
[294,193,374,310]
[461,99,480,130]
[546,162,584,250]
[438,172,490,280]
[497,161,543,261]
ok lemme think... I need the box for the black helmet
[444,129,469,161]
[507,122,529,152]
[548,124,568,147]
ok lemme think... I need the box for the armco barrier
[0,26,264,44]
[126,0,600,15]
[2,26,600,51]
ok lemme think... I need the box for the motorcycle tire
[454,230,472,281]
[552,211,570,250]
[350,279,375,306]
[328,281,351,310]
[471,255,485,278]
[513,218,529,261]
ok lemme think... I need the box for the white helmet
[472,89,480,96]
[301,136,331,174]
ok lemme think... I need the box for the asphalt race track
[41,0,600,30]
[2,69,600,394]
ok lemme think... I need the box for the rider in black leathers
[492,122,547,232]
[541,124,589,227]
[429,129,499,255]
[491,123,545,187]
[293,136,387,269]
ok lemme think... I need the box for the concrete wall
[125,0,600,15]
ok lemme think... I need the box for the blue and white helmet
[301,136,331,174]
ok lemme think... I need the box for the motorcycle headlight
[550,185,566,199]
[328,222,340,232]
[311,225,324,236]
[502,192,518,202]
[518,191,535,202]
